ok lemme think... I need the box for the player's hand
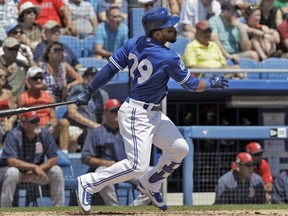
[209,74,229,88]
[76,88,92,106]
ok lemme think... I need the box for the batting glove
[76,88,92,106]
[209,74,229,89]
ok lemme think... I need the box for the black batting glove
[76,88,92,106]
[209,74,229,89]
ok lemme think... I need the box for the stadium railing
[180,125,288,205]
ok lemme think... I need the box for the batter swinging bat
[0,100,76,118]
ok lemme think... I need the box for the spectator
[209,1,259,63]
[260,0,283,29]
[215,152,266,204]
[3,23,36,67]
[18,66,70,153]
[167,0,183,15]
[138,0,155,12]
[97,0,128,23]
[245,142,273,203]
[0,66,17,148]
[39,41,83,102]
[64,0,99,39]
[0,111,65,207]
[94,6,128,60]
[18,0,77,35]
[277,15,288,53]
[67,67,109,152]
[33,20,80,68]
[183,20,241,79]
[0,37,27,100]
[81,99,151,206]
[243,4,280,60]
[17,1,43,50]
[233,0,260,11]
[178,0,221,40]
[272,171,288,204]
[0,0,18,41]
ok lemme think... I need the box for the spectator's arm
[90,17,99,34]
[234,21,252,51]
[67,104,100,128]
[49,107,57,126]
[95,44,113,59]
[7,157,39,172]
[39,156,57,171]
[182,24,196,40]
[65,63,83,91]
[210,32,231,58]
[82,155,115,167]
[283,39,288,50]
[58,5,77,35]
[168,0,182,15]
[276,9,283,27]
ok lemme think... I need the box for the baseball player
[76,7,228,214]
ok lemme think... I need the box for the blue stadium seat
[168,36,190,57]
[59,35,83,58]
[260,58,288,79]
[238,58,261,79]
[55,105,68,120]
[78,57,108,69]
[129,8,145,37]
[82,35,95,57]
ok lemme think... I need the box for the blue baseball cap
[5,23,21,34]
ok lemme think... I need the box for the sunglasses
[0,74,6,79]
[7,46,19,52]
[240,163,255,168]
[25,117,40,124]
[53,48,63,53]
[30,76,43,81]
[25,9,37,14]
[201,28,212,34]
[12,30,24,35]
[252,152,263,157]
[50,28,60,34]
[109,108,119,113]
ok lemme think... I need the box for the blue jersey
[110,36,200,104]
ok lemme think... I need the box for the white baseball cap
[19,2,40,17]
[26,66,43,78]
[138,0,154,4]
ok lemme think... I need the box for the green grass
[0,205,288,213]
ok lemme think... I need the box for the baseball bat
[0,100,76,118]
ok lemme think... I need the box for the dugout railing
[179,125,288,205]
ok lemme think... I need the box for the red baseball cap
[195,20,211,31]
[105,99,121,111]
[20,111,39,122]
[245,142,263,154]
[236,152,253,165]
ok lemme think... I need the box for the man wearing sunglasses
[18,66,70,154]
[215,152,266,204]
[183,20,241,79]
[0,111,65,207]
[0,37,28,100]
[81,99,151,206]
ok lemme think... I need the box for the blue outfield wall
[180,126,288,205]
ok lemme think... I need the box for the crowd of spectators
[0,0,288,207]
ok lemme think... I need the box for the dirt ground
[1,210,288,216]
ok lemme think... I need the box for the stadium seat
[55,105,68,121]
[78,57,108,69]
[115,182,137,205]
[82,35,95,57]
[238,58,261,79]
[168,36,190,57]
[59,35,83,58]
[260,58,288,79]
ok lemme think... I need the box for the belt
[125,98,161,111]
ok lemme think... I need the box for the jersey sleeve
[260,159,273,184]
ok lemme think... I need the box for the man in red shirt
[232,141,273,203]
[18,0,76,35]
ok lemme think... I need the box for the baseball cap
[2,37,20,48]
[195,20,211,31]
[221,1,237,12]
[43,20,60,30]
[20,111,40,123]
[245,142,264,154]
[26,66,43,78]
[236,152,254,165]
[5,23,22,35]
[105,99,121,112]
[83,67,98,77]
[19,1,40,17]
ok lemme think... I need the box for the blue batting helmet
[142,7,180,36]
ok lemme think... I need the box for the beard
[168,31,178,43]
